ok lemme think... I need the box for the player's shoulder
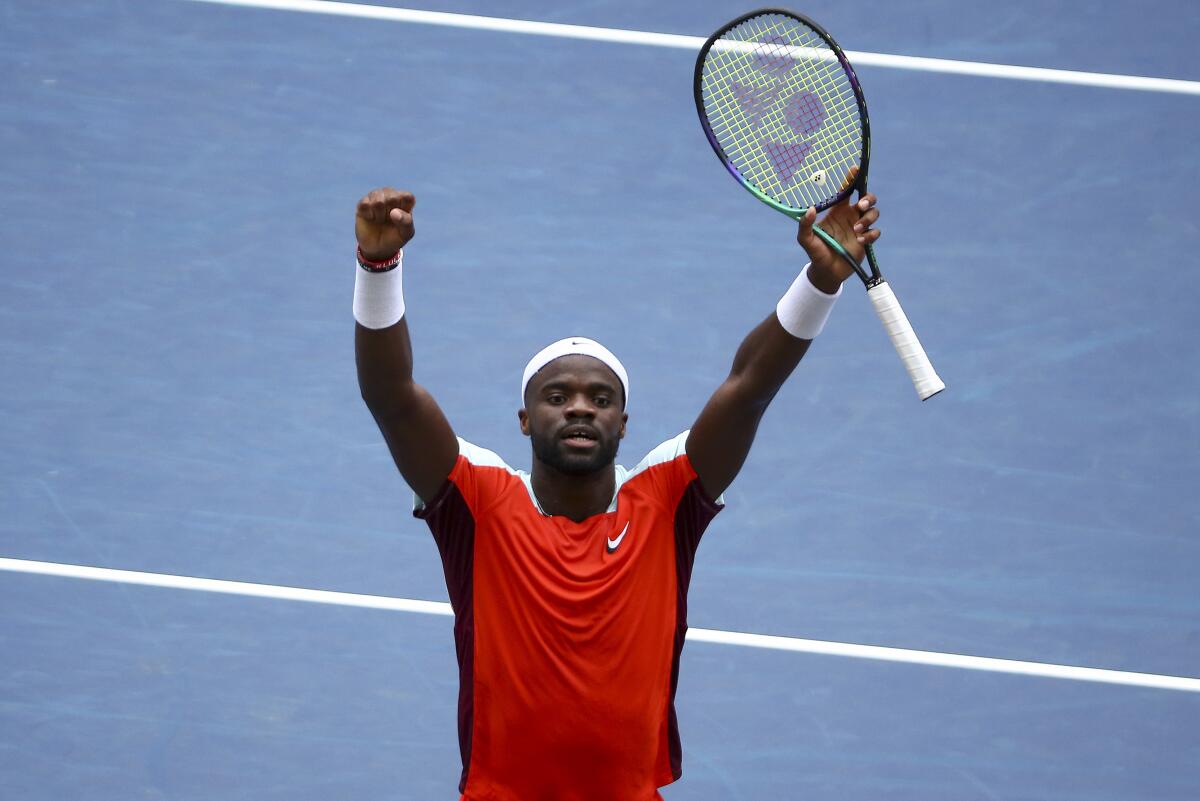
[620,430,692,484]
[448,437,528,500]
[619,430,727,513]
[416,437,526,517]
[455,437,517,473]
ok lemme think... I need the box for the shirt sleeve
[413,439,516,616]
[413,437,515,519]
[626,430,726,512]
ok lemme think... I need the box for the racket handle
[866,280,945,400]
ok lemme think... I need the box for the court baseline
[184,0,1200,95]
[3,556,1197,693]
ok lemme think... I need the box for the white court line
[3,556,1198,693]
[183,0,1200,96]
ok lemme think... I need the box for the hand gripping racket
[695,8,945,400]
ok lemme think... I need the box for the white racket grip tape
[866,280,945,400]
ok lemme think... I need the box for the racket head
[694,8,871,219]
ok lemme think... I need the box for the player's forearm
[723,313,813,408]
[722,264,843,405]
[687,316,811,499]
[355,314,458,500]
[352,239,423,413]
[355,316,422,414]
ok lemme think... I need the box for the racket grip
[866,281,945,400]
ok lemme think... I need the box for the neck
[530,459,615,522]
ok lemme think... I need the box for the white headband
[521,336,629,409]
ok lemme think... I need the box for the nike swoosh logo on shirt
[606,523,629,553]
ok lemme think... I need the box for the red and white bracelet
[356,246,402,273]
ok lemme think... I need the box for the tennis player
[353,185,878,800]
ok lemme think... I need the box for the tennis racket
[694,8,945,400]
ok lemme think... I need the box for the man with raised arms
[352,185,879,800]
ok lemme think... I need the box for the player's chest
[479,498,673,582]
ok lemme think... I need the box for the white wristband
[353,252,406,329]
[775,263,842,340]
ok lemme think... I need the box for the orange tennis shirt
[414,431,724,801]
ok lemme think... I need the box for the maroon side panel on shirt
[414,478,477,794]
[667,478,724,779]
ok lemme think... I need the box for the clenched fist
[356,188,416,262]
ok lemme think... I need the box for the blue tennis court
[2,1,1198,798]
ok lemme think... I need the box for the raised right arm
[354,188,458,503]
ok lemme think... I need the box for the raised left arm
[687,189,880,499]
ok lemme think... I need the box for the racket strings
[700,14,863,211]
[712,18,860,202]
[705,16,860,195]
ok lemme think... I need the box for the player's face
[520,356,627,476]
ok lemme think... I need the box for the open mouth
[561,427,600,448]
